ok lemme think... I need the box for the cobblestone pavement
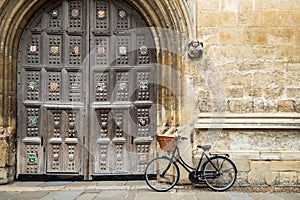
[0,181,299,200]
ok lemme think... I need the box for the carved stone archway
[0,0,194,183]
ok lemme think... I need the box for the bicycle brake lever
[177,135,188,140]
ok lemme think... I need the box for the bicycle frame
[164,143,227,179]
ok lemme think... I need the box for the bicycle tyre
[202,156,237,191]
[145,156,180,192]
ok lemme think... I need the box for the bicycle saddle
[197,145,211,151]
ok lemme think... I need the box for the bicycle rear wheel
[144,156,180,192]
[203,156,237,191]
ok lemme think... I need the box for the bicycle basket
[157,135,175,151]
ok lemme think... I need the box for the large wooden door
[17,0,156,180]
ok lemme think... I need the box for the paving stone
[195,192,228,200]
[172,192,197,200]
[125,181,147,186]
[135,191,172,200]
[97,181,127,186]
[225,192,253,200]
[9,191,49,200]
[0,191,20,199]
[125,189,138,200]
[84,189,102,193]
[8,182,44,187]
[94,190,128,200]
[40,190,84,200]
[277,193,300,200]
[40,181,71,187]
[249,193,284,200]
[75,193,98,200]
[68,181,96,187]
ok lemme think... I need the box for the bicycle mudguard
[210,153,230,158]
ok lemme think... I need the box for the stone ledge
[205,150,300,160]
[194,113,300,129]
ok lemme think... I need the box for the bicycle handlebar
[177,135,188,141]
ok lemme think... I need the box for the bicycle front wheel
[203,156,237,191]
[145,156,180,192]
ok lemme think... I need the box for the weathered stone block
[279,172,297,185]
[0,140,8,167]
[253,71,285,89]
[277,11,293,26]
[274,132,300,150]
[260,11,294,27]
[235,172,248,186]
[196,27,218,44]
[238,11,259,26]
[225,87,244,98]
[292,11,300,26]
[260,10,279,26]
[275,46,300,60]
[218,27,244,44]
[253,99,277,113]
[198,100,211,113]
[271,161,300,172]
[220,45,248,59]
[232,159,250,172]
[260,151,280,160]
[266,171,280,185]
[246,28,268,44]
[248,170,267,185]
[197,11,216,27]
[248,87,263,98]
[296,28,300,45]
[0,168,8,184]
[268,28,294,45]
[250,161,271,171]
[238,0,253,11]
[265,87,284,100]
[227,100,253,113]
[217,11,237,26]
[278,0,300,10]
[197,0,220,11]
[286,71,300,87]
[255,0,277,10]
[220,0,239,11]
[222,72,251,87]
[228,151,261,160]
[295,101,300,113]
[287,88,300,99]
[278,100,295,112]
[281,151,300,160]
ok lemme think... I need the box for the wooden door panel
[18,107,44,174]
[93,108,130,174]
[67,71,83,102]
[46,109,81,173]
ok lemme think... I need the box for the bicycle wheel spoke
[203,156,237,191]
[219,158,225,170]
[145,157,180,192]
[222,167,234,173]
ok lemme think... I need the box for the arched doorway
[17,0,156,180]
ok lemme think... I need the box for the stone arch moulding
[0,0,194,183]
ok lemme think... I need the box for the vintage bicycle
[144,130,237,192]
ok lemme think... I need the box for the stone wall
[192,0,300,186]
[195,0,300,113]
